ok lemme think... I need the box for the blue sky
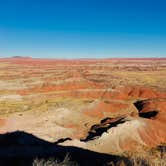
[0,0,166,58]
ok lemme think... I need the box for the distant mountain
[11,56,32,59]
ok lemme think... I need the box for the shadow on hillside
[134,100,159,119]
[0,131,131,166]
[81,117,126,141]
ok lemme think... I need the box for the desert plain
[0,57,165,165]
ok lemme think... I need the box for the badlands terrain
[0,57,165,165]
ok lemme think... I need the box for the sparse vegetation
[31,145,166,166]
[33,154,78,166]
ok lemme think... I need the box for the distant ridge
[0,56,165,61]
[11,56,32,59]
[8,57,166,60]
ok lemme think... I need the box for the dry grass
[32,146,166,166]
[33,154,78,166]
[124,145,166,166]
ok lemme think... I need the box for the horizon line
[0,56,166,61]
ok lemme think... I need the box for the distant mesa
[11,56,32,59]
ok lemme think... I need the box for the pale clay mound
[60,118,147,153]
[0,109,74,142]
[0,107,91,142]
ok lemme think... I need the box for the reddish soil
[84,101,130,118]
[0,119,6,127]
[0,57,165,154]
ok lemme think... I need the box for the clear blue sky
[0,0,166,58]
